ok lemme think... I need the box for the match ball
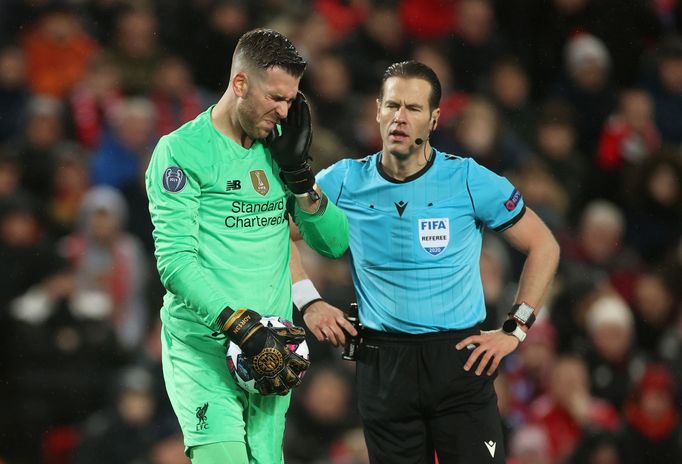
[226,316,309,394]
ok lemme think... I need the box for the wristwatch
[502,318,526,343]
[509,303,536,328]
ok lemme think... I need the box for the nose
[392,106,406,123]
[275,101,289,120]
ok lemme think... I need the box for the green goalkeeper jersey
[146,107,300,333]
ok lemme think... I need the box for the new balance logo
[484,441,496,458]
[226,180,242,191]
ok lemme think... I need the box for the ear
[376,98,381,124]
[430,108,441,131]
[232,72,248,97]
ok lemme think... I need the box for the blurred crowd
[0,0,681,463]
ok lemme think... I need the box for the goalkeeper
[145,29,348,464]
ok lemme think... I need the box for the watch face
[512,303,535,323]
[502,319,517,334]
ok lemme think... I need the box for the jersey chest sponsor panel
[161,113,292,320]
[196,153,289,268]
[196,145,291,316]
[324,154,488,332]
[160,110,290,271]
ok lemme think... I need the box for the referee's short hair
[380,61,442,111]
[234,28,307,77]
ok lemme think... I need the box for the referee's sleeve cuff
[493,205,526,232]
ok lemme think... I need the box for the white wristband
[292,279,323,313]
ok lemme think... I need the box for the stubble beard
[237,100,261,141]
[386,141,414,161]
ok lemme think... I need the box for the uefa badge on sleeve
[163,166,187,193]
[504,189,521,211]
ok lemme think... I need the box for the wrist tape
[292,279,323,313]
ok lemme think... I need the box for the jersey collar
[377,148,436,184]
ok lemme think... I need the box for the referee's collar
[377,148,436,184]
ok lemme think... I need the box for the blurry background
[0,0,681,463]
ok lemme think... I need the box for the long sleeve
[145,136,232,329]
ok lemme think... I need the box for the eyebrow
[270,93,295,103]
[385,99,424,110]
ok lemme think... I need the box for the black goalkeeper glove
[266,91,319,201]
[220,308,310,395]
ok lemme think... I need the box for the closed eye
[270,95,294,105]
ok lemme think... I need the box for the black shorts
[356,328,505,464]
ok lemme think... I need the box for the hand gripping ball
[226,316,310,394]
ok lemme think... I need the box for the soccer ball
[226,316,309,394]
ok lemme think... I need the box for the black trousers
[356,328,505,464]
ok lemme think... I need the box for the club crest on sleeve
[504,189,521,211]
[162,166,187,193]
[418,218,450,256]
[250,170,269,196]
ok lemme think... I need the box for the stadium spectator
[0,46,29,143]
[561,200,642,301]
[337,2,412,93]
[630,270,679,356]
[507,424,552,464]
[533,100,589,221]
[624,152,682,262]
[445,0,508,93]
[446,97,530,174]
[597,89,660,172]
[11,96,70,203]
[642,35,682,145]
[59,186,149,351]
[149,56,213,139]
[103,9,163,96]
[620,364,682,464]
[507,158,570,232]
[502,321,559,427]
[21,5,99,99]
[0,147,21,201]
[583,294,647,408]
[487,56,536,146]
[528,356,620,463]
[284,366,357,463]
[75,367,178,464]
[552,33,617,156]
[305,53,359,150]
[90,97,156,189]
[596,88,661,201]
[67,54,124,150]
[47,143,90,238]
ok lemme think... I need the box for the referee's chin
[385,145,413,161]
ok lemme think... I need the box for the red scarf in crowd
[151,90,203,138]
[70,87,123,149]
[625,400,679,441]
[624,365,679,441]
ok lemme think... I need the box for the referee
[292,61,560,463]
